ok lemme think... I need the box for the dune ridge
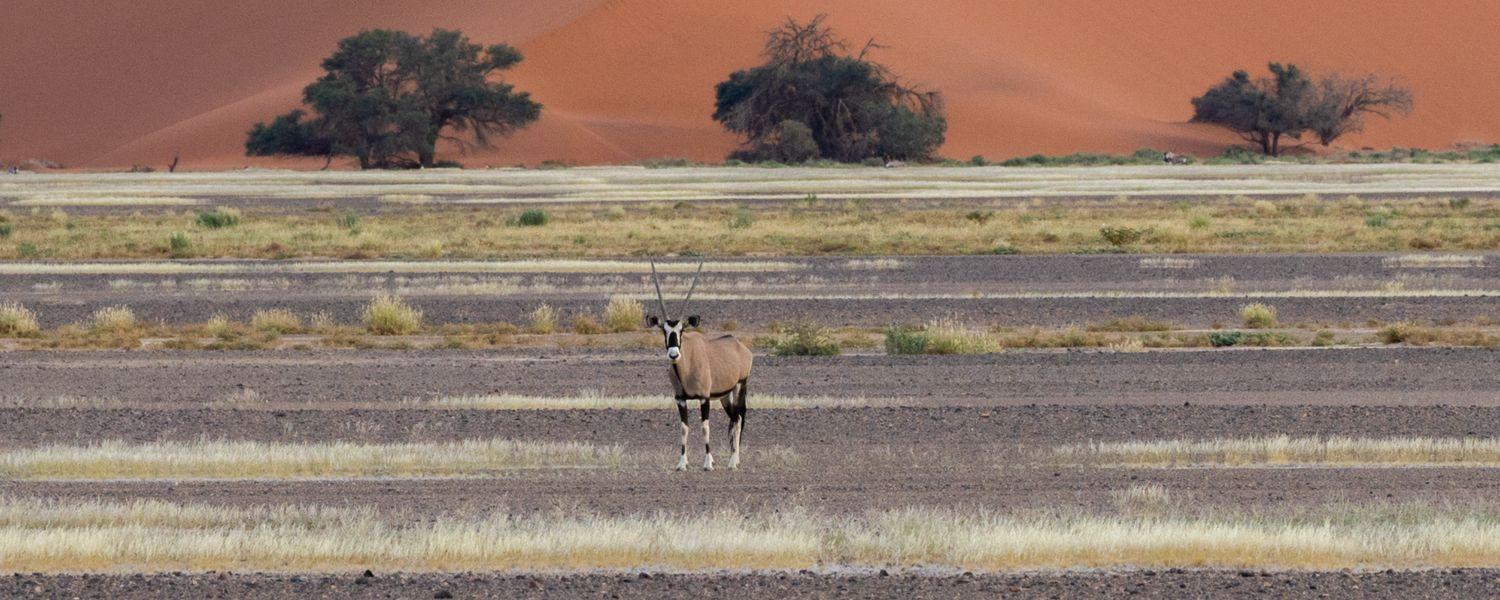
[1,0,1496,169]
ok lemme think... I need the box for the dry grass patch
[11,196,201,207]
[362,295,422,335]
[1,499,1497,573]
[88,305,137,333]
[528,304,557,334]
[1057,435,1500,467]
[249,309,301,334]
[1382,254,1486,268]
[1378,322,1500,347]
[885,318,997,355]
[0,438,625,480]
[602,295,645,333]
[1240,303,1277,328]
[0,302,41,338]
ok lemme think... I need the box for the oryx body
[648,261,753,471]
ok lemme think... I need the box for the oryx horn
[680,261,705,317]
[648,259,670,319]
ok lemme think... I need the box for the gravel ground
[4,569,1495,599]
[0,346,1493,405]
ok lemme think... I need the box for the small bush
[571,315,605,335]
[771,322,841,356]
[964,210,993,225]
[0,302,41,338]
[728,207,754,230]
[1312,330,1336,347]
[195,207,242,229]
[969,155,988,166]
[362,295,422,335]
[1208,331,1243,347]
[1449,197,1471,210]
[529,304,557,334]
[1100,226,1143,246]
[603,295,645,333]
[168,232,191,258]
[90,305,138,333]
[336,211,361,234]
[1378,322,1423,344]
[16,243,40,258]
[883,326,931,355]
[990,245,1018,255]
[250,309,302,334]
[0,223,11,238]
[1240,303,1277,329]
[517,209,549,227]
[887,319,997,355]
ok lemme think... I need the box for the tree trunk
[1270,133,1281,157]
[418,133,439,168]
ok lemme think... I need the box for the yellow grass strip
[0,500,1496,572]
[0,439,624,480]
[0,260,799,275]
[10,196,201,207]
[1056,436,1500,467]
[430,392,876,410]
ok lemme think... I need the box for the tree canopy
[1192,63,1411,156]
[246,29,541,169]
[713,15,946,163]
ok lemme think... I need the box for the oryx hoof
[728,454,740,470]
[703,456,715,471]
[674,458,688,471]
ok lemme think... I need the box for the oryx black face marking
[649,259,754,472]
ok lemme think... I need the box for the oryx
[647,260,753,471]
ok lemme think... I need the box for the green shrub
[603,295,645,333]
[1240,303,1277,328]
[1208,331,1243,347]
[990,245,1018,255]
[0,302,41,338]
[362,295,422,335]
[517,209,549,227]
[1100,226,1144,246]
[336,211,361,234]
[1449,197,1471,210]
[16,243,40,258]
[195,206,242,229]
[728,207,754,230]
[964,210,993,225]
[168,232,191,258]
[969,155,988,166]
[1312,330,1336,346]
[0,223,11,238]
[771,322,841,356]
[883,326,931,355]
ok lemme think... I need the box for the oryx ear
[686,315,701,328]
[647,315,660,327]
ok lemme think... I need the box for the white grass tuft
[1057,435,1500,467]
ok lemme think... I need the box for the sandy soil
[5,570,1497,599]
[5,2,1499,167]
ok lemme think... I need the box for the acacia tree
[1193,63,1413,156]
[713,15,946,163]
[246,29,540,169]
[1306,73,1413,146]
[1191,63,1314,156]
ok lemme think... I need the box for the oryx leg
[675,399,689,471]
[700,399,714,470]
[720,383,744,469]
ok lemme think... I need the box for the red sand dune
[2,0,1497,169]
